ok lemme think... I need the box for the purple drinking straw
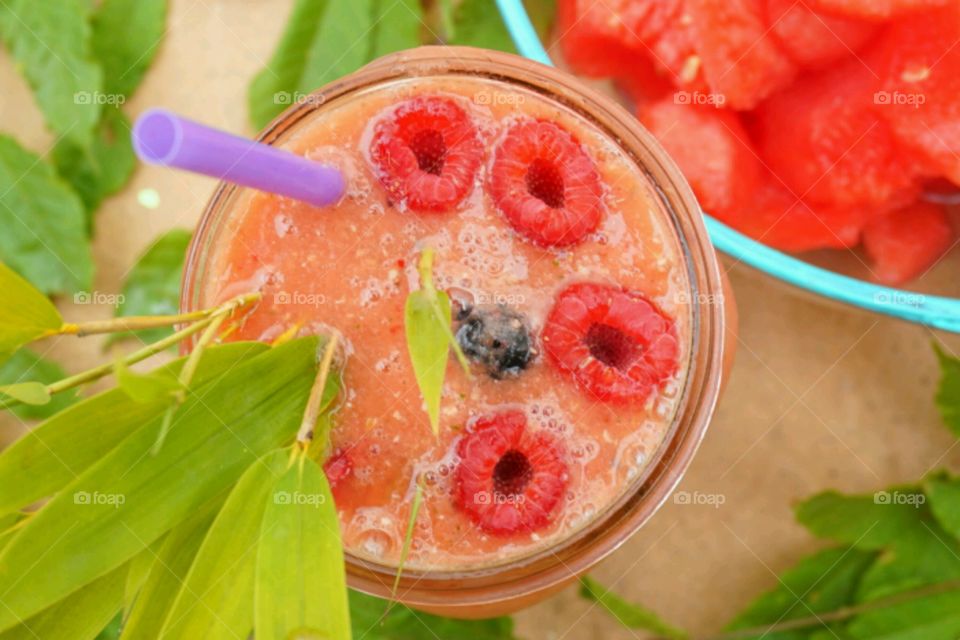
[132,108,345,207]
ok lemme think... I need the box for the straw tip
[133,108,182,165]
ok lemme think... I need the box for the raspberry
[323,448,352,501]
[543,283,679,403]
[453,410,568,535]
[490,120,603,247]
[369,96,483,212]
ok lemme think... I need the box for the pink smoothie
[197,75,692,571]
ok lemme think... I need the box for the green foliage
[579,576,687,639]
[349,590,516,639]
[0,348,78,419]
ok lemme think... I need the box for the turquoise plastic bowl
[495,0,960,333]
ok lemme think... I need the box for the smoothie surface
[199,75,692,571]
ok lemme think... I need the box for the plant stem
[671,578,960,640]
[54,309,214,337]
[297,333,340,445]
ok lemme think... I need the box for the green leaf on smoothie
[349,590,517,640]
[405,248,470,436]
[54,107,137,218]
[935,345,960,439]
[0,348,78,419]
[248,0,423,129]
[110,229,193,346]
[0,337,319,631]
[255,456,350,640]
[0,261,64,360]
[579,576,688,640]
[91,0,168,99]
[392,480,424,596]
[0,0,102,145]
[0,137,93,295]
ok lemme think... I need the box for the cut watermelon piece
[720,177,872,252]
[807,0,949,21]
[555,0,704,89]
[766,0,878,69]
[637,98,760,218]
[866,5,960,185]
[686,0,796,109]
[862,202,954,284]
[753,59,921,210]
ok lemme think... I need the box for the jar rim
[181,45,727,610]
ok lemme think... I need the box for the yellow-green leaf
[115,357,183,404]
[405,288,451,435]
[161,450,288,640]
[0,261,63,360]
[0,337,319,631]
[255,457,350,640]
[0,381,50,406]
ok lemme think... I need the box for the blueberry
[455,304,535,379]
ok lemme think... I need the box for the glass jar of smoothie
[182,47,730,617]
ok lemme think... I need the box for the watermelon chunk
[766,0,878,69]
[866,5,960,185]
[637,98,760,217]
[686,0,796,109]
[807,0,949,21]
[555,0,703,89]
[753,59,921,210]
[862,202,954,284]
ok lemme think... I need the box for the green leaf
[0,381,49,406]
[0,341,269,518]
[935,345,960,439]
[405,288,452,435]
[123,538,163,620]
[255,456,350,640]
[579,576,688,640]
[0,561,130,640]
[0,260,64,359]
[797,489,960,601]
[926,475,960,539]
[392,481,424,595]
[369,0,422,59]
[349,590,517,640]
[110,229,192,346]
[0,348,78,419]
[0,512,24,552]
[161,450,288,640]
[120,509,215,640]
[115,357,183,404]
[0,136,93,295]
[0,337,320,631]
[725,547,876,640]
[53,107,137,218]
[848,590,960,640]
[449,0,517,53]
[0,0,102,145]
[91,0,167,99]
[247,0,423,129]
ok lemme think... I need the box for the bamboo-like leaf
[115,357,183,404]
[0,554,145,640]
[0,381,50,405]
[161,450,289,640]
[392,481,424,596]
[120,509,215,640]
[0,261,63,360]
[0,341,270,518]
[123,537,164,621]
[255,456,350,640]
[0,337,320,631]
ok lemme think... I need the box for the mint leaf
[725,547,876,640]
[579,576,688,639]
[847,590,960,640]
[450,0,517,52]
[927,474,960,539]
[935,345,960,438]
[0,349,77,419]
[53,107,136,219]
[349,590,516,640]
[111,229,192,346]
[249,0,423,129]
[91,0,168,99]
[797,488,960,601]
[0,136,93,295]
[0,0,102,145]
